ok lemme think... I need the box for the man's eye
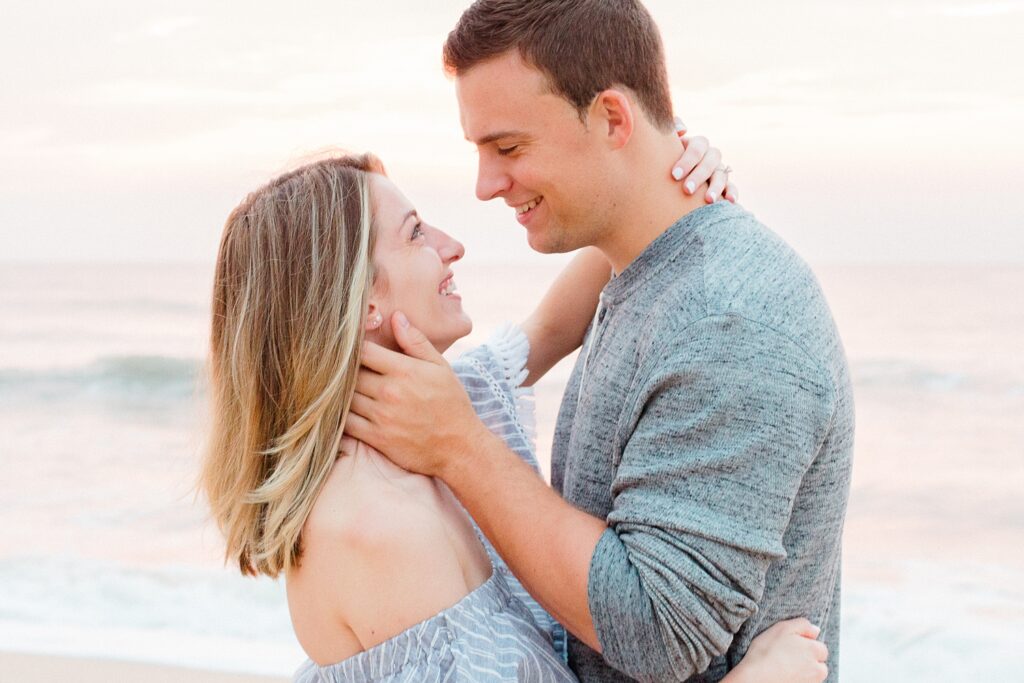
[497,145,519,156]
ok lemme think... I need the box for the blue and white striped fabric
[292,324,575,682]
[452,323,569,665]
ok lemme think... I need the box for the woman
[201,151,829,682]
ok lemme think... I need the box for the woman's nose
[428,226,465,264]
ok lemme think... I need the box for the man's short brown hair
[443,0,674,131]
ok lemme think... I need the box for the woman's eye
[497,145,519,156]
[411,222,425,240]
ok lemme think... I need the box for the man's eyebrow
[469,130,527,146]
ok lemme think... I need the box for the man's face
[456,51,610,254]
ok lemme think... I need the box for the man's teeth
[516,197,542,215]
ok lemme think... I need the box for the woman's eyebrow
[398,210,418,232]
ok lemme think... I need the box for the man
[346,1,853,681]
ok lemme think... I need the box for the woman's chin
[430,317,473,354]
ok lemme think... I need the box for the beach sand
[0,651,288,683]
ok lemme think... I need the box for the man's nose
[475,154,512,202]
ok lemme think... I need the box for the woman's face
[367,174,472,353]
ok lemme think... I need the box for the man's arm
[441,425,608,649]
[581,315,836,681]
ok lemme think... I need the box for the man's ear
[590,88,635,150]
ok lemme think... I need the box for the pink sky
[1,0,1021,264]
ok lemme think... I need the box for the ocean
[1,261,1021,680]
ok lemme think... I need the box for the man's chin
[526,227,574,255]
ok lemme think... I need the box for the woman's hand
[671,117,738,205]
[724,618,829,683]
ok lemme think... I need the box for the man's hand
[345,311,489,477]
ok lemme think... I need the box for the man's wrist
[436,420,497,484]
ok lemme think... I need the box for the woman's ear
[365,303,384,332]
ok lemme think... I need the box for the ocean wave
[851,359,1022,394]
[0,355,203,404]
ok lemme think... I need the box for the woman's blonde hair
[201,153,384,578]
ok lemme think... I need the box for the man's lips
[513,196,543,215]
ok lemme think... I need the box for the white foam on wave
[840,560,1024,679]
[0,556,305,676]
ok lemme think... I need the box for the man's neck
[596,129,711,274]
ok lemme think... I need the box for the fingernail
[673,116,686,132]
[396,312,409,329]
[685,180,695,194]
[671,167,684,181]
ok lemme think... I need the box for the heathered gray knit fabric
[551,201,854,682]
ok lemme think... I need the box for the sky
[1,0,1021,265]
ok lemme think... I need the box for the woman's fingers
[687,146,722,202]
[791,618,820,638]
[725,181,739,203]
[671,135,709,191]
[706,167,729,204]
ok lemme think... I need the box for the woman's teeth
[516,197,542,215]
[440,278,457,296]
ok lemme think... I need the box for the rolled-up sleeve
[587,314,836,682]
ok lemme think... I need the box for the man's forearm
[442,425,606,651]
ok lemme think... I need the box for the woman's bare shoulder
[291,449,475,653]
[302,452,436,556]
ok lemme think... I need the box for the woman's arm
[721,619,829,683]
[519,128,737,387]
[520,246,611,387]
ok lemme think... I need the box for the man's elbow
[601,603,747,682]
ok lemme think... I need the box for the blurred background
[1,1,1021,680]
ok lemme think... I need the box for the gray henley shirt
[551,201,854,682]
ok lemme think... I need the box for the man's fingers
[390,312,444,364]
[343,411,374,443]
[354,367,386,400]
[348,392,376,422]
[360,339,409,374]
[670,135,709,192]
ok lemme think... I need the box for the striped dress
[292,324,575,682]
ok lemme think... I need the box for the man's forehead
[455,55,559,143]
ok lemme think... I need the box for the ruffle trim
[484,322,537,445]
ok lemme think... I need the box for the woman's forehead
[369,174,416,239]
